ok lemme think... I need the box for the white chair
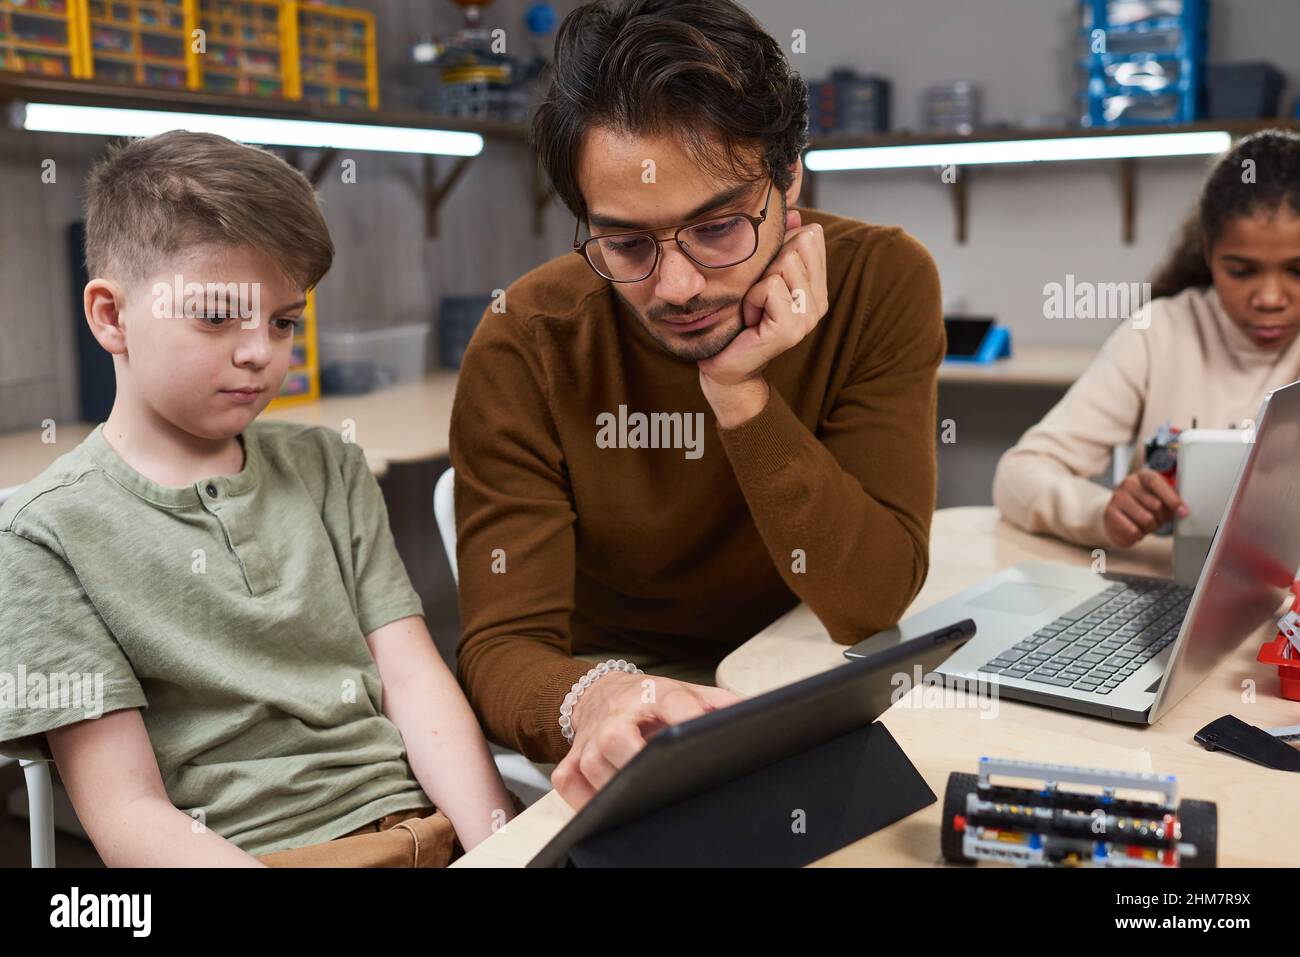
[18,761,56,867]
[433,468,458,584]
[0,484,57,867]
[434,468,554,804]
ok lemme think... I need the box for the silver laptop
[847,378,1300,724]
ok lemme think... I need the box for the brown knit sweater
[450,207,945,762]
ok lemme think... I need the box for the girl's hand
[1103,467,1189,547]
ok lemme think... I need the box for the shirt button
[206,484,218,498]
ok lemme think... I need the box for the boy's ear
[84,278,128,355]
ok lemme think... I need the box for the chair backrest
[433,467,457,584]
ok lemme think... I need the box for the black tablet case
[565,721,934,867]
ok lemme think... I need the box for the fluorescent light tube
[18,103,484,156]
[805,130,1233,171]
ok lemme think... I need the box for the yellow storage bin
[266,289,320,410]
[197,0,291,98]
[0,0,85,78]
[82,0,198,90]
[294,1,377,110]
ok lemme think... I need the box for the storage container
[318,322,432,395]
[0,0,84,79]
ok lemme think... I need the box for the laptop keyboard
[978,577,1194,695]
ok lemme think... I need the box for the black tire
[1178,799,1217,868]
[941,772,980,864]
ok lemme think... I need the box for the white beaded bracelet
[559,659,643,745]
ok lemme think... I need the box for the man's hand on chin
[697,210,828,429]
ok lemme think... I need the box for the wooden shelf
[130,24,189,40]
[86,55,189,77]
[4,7,72,24]
[2,38,74,54]
[201,62,277,76]
[205,38,281,53]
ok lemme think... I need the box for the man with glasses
[450,0,945,808]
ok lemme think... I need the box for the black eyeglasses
[573,180,774,283]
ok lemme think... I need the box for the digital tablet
[528,619,974,867]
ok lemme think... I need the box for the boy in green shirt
[0,131,514,866]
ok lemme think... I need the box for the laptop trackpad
[965,582,1074,616]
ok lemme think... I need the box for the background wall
[744,0,1300,346]
[1,0,1297,431]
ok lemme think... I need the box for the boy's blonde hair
[84,130,334,290]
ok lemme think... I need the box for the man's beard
[614,196,786,363]
[614,290,747,362]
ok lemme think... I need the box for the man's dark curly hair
[530,0,810,220]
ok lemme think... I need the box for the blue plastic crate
[438,295,494,369]
[1078,0,1208,128]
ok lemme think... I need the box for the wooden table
[0,371,459,490]
[455,507,1299,867]
[0,422,97,492]
[938,344,1097,387]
